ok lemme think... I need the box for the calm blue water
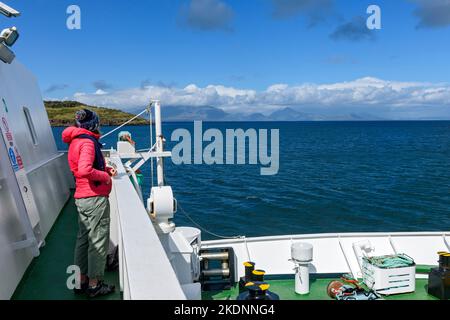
[53,121,450,239]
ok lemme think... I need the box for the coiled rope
[365,254,415,269]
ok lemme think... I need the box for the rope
[100,108,148,140]
[177,202,244,240]
[163,174,245,241]
[364,254,415,269]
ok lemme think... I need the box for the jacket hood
[62,126,101,144]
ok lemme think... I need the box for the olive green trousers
[74,196,110,280]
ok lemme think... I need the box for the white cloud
[94,89,108,95]
[66,77,450,119]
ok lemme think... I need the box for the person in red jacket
[62,109,116,298]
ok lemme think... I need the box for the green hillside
[44,101,148,127]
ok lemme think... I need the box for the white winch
[147,186,177,233]
[291,242,313,295]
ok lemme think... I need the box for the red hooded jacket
[62,127,112,199]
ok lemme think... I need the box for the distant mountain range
[141,105,384,121]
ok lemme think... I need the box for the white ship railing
[108,155,186,300]
[203,231,450,280]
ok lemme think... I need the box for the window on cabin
[23,107,38,146]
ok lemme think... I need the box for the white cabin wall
[0,60,72,237]
[27,154,73,236]
[0,60,72,299]
[1,61,59,167]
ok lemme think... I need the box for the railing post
[154,100,165,187]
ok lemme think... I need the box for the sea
[53,121,450,240]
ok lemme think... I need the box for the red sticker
[16,155,24,169]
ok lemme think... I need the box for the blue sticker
[8,147,18,171]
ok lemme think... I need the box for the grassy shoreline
[45,100,148,127]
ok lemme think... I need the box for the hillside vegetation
[45,100,148,127]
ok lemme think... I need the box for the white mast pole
[154,100,165,187]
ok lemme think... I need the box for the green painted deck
[203,277,439,301]
[12,195,121,300]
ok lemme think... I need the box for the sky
[3,0,450,119]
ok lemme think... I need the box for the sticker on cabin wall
[1,116,13,142]
[1,99,22,171]
[8,147,19,171]
[1,117,8,132]
[15,147,23,169]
